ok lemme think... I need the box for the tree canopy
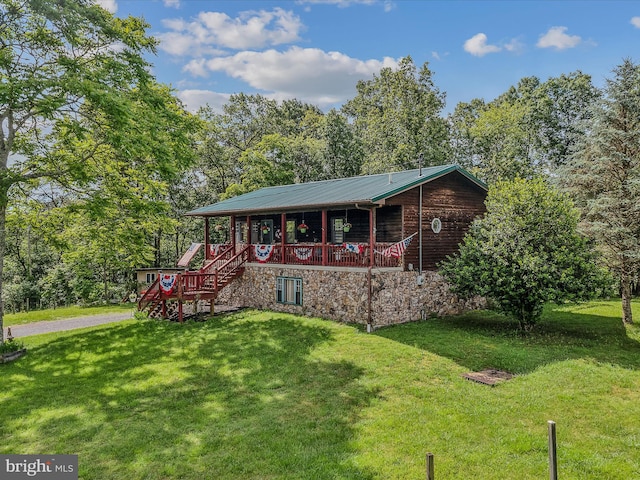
[449,72,599,183]
[0,0,197,341]
[342,56,449,173]
[1,2,635,333]
[558,59,640,325]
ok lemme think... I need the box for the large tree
[559,59,640,325]
[323,108,363,179]
[0,0,195,342]
[449,72,599,183]
[342,56,449,173]
[440,178,607,331]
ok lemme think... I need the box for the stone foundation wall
[216,263,485,327]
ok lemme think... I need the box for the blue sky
[99,0,640,115]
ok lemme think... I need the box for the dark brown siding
[384,171,486,271]
[375,205,402,242]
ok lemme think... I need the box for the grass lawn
[1,300,639,479]
[4,303,135,327]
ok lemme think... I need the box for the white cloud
[95,0,117,13]
[164,0,180,8]
[159,8,304,55]
[632,17,640,28]
[537,26,581,50]
[431,51,450,61]
[196,47,398,106]
[463,33,501,57]
[177,90,230,113]
[296,0,377,7]
[383,1,396,12]
[183,59,209,77]
[504,38,524,54]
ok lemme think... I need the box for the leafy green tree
[527,72,600,169]
[343,56,449,173]
[440,178,607,331]
[38,263,75,308]
[0,0,194,341]
[323,109,363,178]
[468,101,535,184]
[225,134,297,196]
[448,98,485,169]
[559,59,640,325]
[449,72,599,183]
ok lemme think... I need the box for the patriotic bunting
[343,243,364,254]
[209,244,221,257]
[375,232,418,258]
[159,274,177,294]
[293,246,314,262]
[254,244,275,263]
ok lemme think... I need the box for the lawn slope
[1,301,639,479]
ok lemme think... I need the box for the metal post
[548,420,557,480]
[419,183,423,274]
[426,452,434,480]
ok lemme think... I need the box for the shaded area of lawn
[2,305,640,479]
[0,312,378,479]
[375,300,640,374]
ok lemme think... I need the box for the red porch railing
[179,244,250,296]
[137,245,250,320]
[247,243,401,268]
[138,276,160,311]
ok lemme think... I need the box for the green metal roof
[186,164,487,217]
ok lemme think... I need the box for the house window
[146,272,156,283]
[331,217,344,243]
[276,277,303,305]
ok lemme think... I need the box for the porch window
[276,277,303,305]
[331,217,344,244]
[146,272,156,283]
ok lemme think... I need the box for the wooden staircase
[138,244,249,322]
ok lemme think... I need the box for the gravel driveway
[4,311,135,339]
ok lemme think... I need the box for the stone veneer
[216,263,485,328]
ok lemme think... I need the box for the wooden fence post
[426,452,434,480]
[548,420,557,480]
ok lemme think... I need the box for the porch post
[246,215,251,261]
[369,208,375,266]
[177,275,184,323]
[204,217,210,260]
[322,209,328,266]
[281,213,286,264]
[230,215,236,255]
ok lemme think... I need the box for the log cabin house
[138,164,488,327]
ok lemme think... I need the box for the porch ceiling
[186,164,486,217]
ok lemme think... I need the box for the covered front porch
[202,205,406,269]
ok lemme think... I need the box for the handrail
[138,276,160,311]
[180,245,250,296]
[201,243,234,274]
[216,244,249,275]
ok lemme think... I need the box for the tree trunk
[0,199,6,344]
[621,274,634,325]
